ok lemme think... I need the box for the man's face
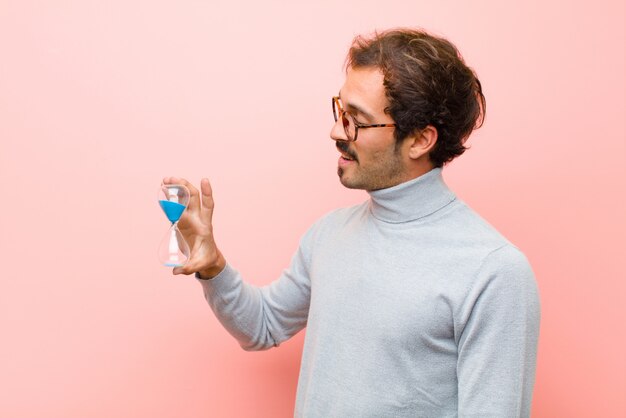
[331,66,409,191]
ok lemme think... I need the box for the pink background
[1,0,624,417]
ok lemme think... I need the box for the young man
[164,28,540,417]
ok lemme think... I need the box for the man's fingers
[199,178,215,223]
[172,266,187,275]
[163,177,217,277]
[172,260,200,276]
[163,176,201,214]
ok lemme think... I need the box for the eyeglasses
[332,96,396,142]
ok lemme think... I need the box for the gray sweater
[197,167,541,417]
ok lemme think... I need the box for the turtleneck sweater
[196,167,540,418]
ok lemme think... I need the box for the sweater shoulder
[311,201,369,230]
[298,201,369,248]
[477,243,539,300]
[443,198,517,250]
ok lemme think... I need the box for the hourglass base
[163,261,186,267]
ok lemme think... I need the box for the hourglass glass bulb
[158,225,190,267]
[168,188,179,203]
[158,184,191,267]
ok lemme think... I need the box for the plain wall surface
[1,0,624,417]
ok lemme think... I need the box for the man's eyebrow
[338,92,375,121]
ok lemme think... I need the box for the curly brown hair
[346,28,486,167]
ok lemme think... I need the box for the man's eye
[349,113,365,125]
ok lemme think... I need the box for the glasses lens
[342,112,356,141]
[333,97,355,141]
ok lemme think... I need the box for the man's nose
[330,117,348,142]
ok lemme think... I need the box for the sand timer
[158,184,191,267]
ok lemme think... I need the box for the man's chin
[337,168,362,190]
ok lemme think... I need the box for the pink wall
[1,0,624,417]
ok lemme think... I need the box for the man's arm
[161,176,314,351]
[196,231,313,351]
[456,244,541,418]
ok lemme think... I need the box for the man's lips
[338,156,356,167]
[336,143,357,162]
[338,151,357,167]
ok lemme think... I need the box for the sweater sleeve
[195,226,315,351]
[456,244,541,418]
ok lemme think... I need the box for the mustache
[335,141,358,160]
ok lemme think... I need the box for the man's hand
[162,177,226,279]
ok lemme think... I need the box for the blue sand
[164,262,184,267]
[159,200,186,223]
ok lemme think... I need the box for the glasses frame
[332,96,396,142]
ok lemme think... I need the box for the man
[164,28,540,417]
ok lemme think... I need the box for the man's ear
[407,125,438,160]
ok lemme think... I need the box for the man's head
[331,28,486,191]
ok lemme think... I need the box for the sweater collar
[367,167,456,223]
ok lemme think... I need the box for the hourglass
[158,184,191,267]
